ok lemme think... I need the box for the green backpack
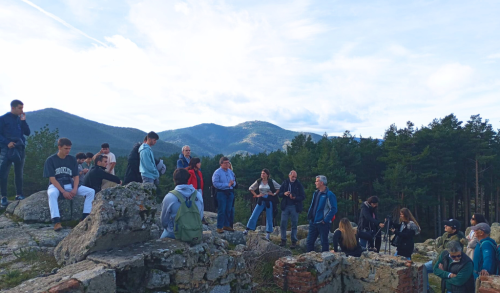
[171,190,203,243]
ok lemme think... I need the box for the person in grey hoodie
[160,168,204,239]
[139,132,160,185]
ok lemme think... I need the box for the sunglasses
[450,254,462,259]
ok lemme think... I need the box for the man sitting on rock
[83,154,121,193]
[43,138,95,231]
[160,168,203,240]
[433,240,474,293]
[470,222,498,279]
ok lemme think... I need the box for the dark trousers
[0,147,25,197]
[306,222,330,252]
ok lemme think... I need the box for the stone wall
[477,275,500,293]
[274,252,426,293]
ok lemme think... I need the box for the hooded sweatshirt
[139,143,159,180]
[161,184,204,234]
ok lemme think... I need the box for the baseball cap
[471,222,491,234]
[442,219,461,230]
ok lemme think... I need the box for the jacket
[392,221,420,258]
[82,165,121,193]
[139,143,159,180]
[473,237,498,279]
[277,179,305,213]
[176,154,190,169]
[436,231,467,255]
[124,142,142,184]
[307,187,337,224]
[433,250,474,293]
[332,229,363,257]
[0,112,30,149]
[187,169,204,190]
[358,201,381,233]
[161,184,204,234]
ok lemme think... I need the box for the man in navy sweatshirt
[0,100,30,207]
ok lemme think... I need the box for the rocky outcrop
[477,275,500,292]
[53,182,159,265]
[6,190,85,223]
[245,232,292,262]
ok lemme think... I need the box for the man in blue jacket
[139,132,160,186]
[0,100,31,207]
[306,175,337,252]
[176,145,191,169]
[471,222,498,279]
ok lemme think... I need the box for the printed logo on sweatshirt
[55,167,73,177]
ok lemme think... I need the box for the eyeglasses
[449,254,462,259]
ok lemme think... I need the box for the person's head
[471,213,488,226]
[289,170,297,182]
[399,208,421,230]
[315,175,327,190]
[57,138,72,156]
[228,162,233,171]
[76,152,86,164]
[367,196,379,209]
[472,222,491,241]
[146,131,159,146]
[219,157,230,170]
[189,157,201,170]
[85,152,93,163]
[101,143,110,154]
[261,169,270,180]
[338,218,357,249]
[10,100,24,115]
[447,241,463,263]
[95,155,108,168]
[182,145,191,157]
[173,168,190,186]
[442,219,460,234]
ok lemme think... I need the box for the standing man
[43,138,95,231]
[139,132,160,185]
[93,143,116,174]
[306,175,337,252]
[470,222,498,279]
[358,196,384,252]
[83,155,121,193]
[278,170,305,248]
[177,145,191,169]
[212,156,236,234]
[0,100,30,207]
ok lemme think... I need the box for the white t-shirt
[103,152,116,175]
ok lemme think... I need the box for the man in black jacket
[358,196,384,252]
[123,137,147,185]
[83,155,121,193]
[278,170,305,248]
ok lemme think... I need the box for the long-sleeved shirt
[433,250,474,289]
[82,165,121,193]
[161,184,203,234]
[139,143,159,180]
[473,237,498,279]
[212,167,236,190]
[0,112,30,147]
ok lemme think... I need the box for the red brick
[479,288,500,293]
[48,279,84,293]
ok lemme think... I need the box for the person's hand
[20,113,26,121]
[284,191,290,197]
[62,191,73,200]
[228,180,234,186]
[70,189,78,197]
[290,195,295,199]
[119,180,123,185]
[268,191,274,196]
[379,223,385,228]
[7,141,16,148]
[82,169,89,174]
[449,273,457,278]
[390,228,395,233]
[438,264,444,270]
[480,269,490,276]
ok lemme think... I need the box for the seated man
[433,240,474,293]
[160,168,203,241]
[75,152,88,183]
[83,154,121,193]
[43,138,95,231]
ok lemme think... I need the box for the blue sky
[0,0,499,138]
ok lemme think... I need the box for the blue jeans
[141,176,159,186]
[307,222,330,252]
[160,229,175,239]
[281,205,299,242]
[246,201,273,233]
[0,147,25,198]
[424,260,433,289]
[217,191,234,229]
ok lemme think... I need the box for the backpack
[170,190,203,243]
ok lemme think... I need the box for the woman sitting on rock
[332,218,364,257]
[465,213,488,259]
[390,208,420,260]
[243,169,280,241]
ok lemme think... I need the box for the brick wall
[477,275,500,293]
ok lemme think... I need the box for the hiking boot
[53,223,62,232]
[223,226,234,232]
[216,228,224,234]
[265,233,271,241]
[279,240,286,247]
[1,197,8,207]
[290,242,297,249]
[242,230,248,235]
[15,195,25,201]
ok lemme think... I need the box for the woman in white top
[466,213,488,259]
[243,169,281,240]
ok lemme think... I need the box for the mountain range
[25,108,323,157]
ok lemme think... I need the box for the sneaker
[223,226,234,232]
[242,230,248,235]
[216,228,224,234]
[15,195,25,200]
[265,233,270,241]
[1,197,8,207]
[53,223,62,232]
[290,242,297,249]
[279,240,286,247]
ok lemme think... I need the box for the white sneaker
[243,230,248,235]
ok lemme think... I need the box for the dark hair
[188,157,201,170]
[367,196,379,204]
[143,136,148,142]
[101,143,110,149]
[75,152,86,160]
[219,156,229,165]
[95,154,108,164]
[85,152,94,159]
[472,213,488,224]
[10,100,23,108]
[173,168,190,185]
[147,131,159,140]
[58,138,72,147]
[262,168,270,178]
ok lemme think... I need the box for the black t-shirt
[43,154,78,185]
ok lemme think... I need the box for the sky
[0,0,499,138]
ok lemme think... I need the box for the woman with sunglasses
[465,213,488,260]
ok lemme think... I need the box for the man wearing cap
[471,222,498,279]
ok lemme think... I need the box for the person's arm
[197,192,204,220]
[0,117,12,146]
[277,182,287,199]
[71,176,79,195]
[324,192,338,223]
[433,251,451,279]
[49,177,73,199]
[21,116,30,136]
[481,242,497,274]
[108,162,116,173]
[295,183,306,202]
[139,149,158,175]
[160,194,174,230]
[332,230,342,252]
[249,180,260,197]
[361,207,381,226]
[176,159,183,169]
[92,150,103,161]
[212,170,226,190]
[101,171,121,184]
[445,262,473,287]
[394,226,416,239]
[271,180,281,196]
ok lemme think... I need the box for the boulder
[53,182,159,265]
[6,190,85,223]
[245,232,291,263]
